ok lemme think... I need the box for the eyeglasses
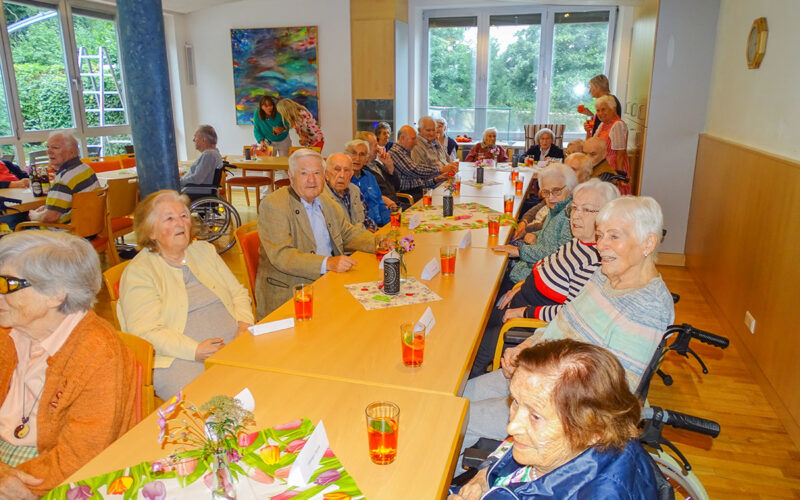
[539,186,566,198]
[566,203,600,218]
[0,275,32,295]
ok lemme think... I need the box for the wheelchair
[460,322,729,500]
[181,160,241,254]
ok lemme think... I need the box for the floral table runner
[44,419,363,500]
[345,277,442,311]
[402,202,515,233]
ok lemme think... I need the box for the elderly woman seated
[522,128,564,162]
[470,180,619,377]
[564,138,584,155]
[119,190,253,399]
[0,231,136,498]
[465,128,509,163]
[462,196,674,462]
[450,339,660,499]
[496,164,577,283]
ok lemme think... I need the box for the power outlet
[744,311,756,334]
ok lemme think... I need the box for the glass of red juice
[503,194,514,215]
[401,322,425,367]
[293,283,313,321]
[488,214,500,237]
[366,401,399,465]
[390,210,401,228]
[515,176,524,195]
[440,245,457,275]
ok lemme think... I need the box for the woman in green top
[253,95,292,156]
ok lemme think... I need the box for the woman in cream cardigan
[118,190,253,398]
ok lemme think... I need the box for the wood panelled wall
[686,134,800,445]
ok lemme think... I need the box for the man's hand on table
[326,255,358,273]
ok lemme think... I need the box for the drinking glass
[390,209,402,228]
[503,194,514,215]
[375,235,390,262]
[453,173,461,195]
[400,323,425,367]
[293,283,313,321]
[440,245,457,276]
[488,214,500,237]
[365,402,399,465]
[515,176,524,195]
[422,189,433,207]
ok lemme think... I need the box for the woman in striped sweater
[469,179,619,377]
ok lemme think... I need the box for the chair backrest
[106,177,139,219]
[523,124,566,150]
[71,188,110,238]
[28,150,49,169]
[117,331,155,418]
[119,157,136,169]
[234,221,259,293]
[103,259,131,301]
[85,159,122,173]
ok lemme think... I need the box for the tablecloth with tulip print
[43,418,363,500]
[401,202,514,233]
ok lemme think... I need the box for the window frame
[0,0,130,163]
[422,5,617,142]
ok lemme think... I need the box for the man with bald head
[389,124,457,200]
[29,132,100,223]
[411,116,458,173]
[323,152,375,231]
[583,137,616,179]
[255,149,374,318]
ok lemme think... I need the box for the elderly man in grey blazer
[255,148,374,319]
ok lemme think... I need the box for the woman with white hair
[0,231,136,498]
[521,128,564,162]
[593,94,630,193]
[579,74,622,137]
[119,190,253,399]
[564,152,593,183]
[434,117,458,160]
[494,164,578,283]
[462,196,674,457]
[471,179,619,377]
[465,128,509,163]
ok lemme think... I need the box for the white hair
[565,152,593,180]
[47,131,80,155]
[288,148,324,176]
[538,163,578,193]
[597,196,664,250]
[0,230,101,313]
[344,139,369,152]
[534,128,555,143]
[595,95,617,114]
[572,178,620,207]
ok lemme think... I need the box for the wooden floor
[94,190,800,499]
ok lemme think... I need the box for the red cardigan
[0,311,138,496]
[464,142,510,163]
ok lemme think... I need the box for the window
[424,7,615,141]
[0,0,130,165]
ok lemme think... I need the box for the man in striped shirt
[29,133,100,224]
[389,125,456,201]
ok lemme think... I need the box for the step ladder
[78,46,128,156]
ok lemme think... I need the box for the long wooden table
[67,365,469,499]
[0,187,45,213]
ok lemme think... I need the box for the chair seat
[111,216,133,233]
[90,235,110,251]
[226,177,272,187]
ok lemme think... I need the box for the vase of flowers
[389,231,415,282]
[154,392,255,500]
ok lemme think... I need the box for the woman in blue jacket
[450,340,660,500]
[253,95,291,156]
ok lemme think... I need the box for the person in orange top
[0,231,137,498]
[592,95,631,195]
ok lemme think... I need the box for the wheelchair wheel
[190,196,241,254]
[651,449,709,500]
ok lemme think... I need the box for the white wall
[705,0,800,161]
[168,0,352,159]
[639,0,720,255]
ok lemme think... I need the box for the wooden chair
[274,178,291,189]
[225,171,271,210]
[106,177,139,245]
[28,150,49,170]
[103,259,131,329]
[84,159,122,173]
[523,124,566,150]
[234,222,259,309]
[119,156,136,169]
[16,188,120,265]
[117,331,156,419]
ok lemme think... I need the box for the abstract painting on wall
[231,26,319,125]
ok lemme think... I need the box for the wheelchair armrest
[15,221,74,232]
[493,318,548,370]
[396,193,415,205]
[461,438,504,470]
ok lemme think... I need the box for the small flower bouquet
[388,231,415,255]
[154,392,255,498]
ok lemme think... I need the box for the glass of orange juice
[375,235,390,261]
[293,283,313,321]
[440,245,457,276]
[503,194,514,215]
[454,173,461,195]
[422,189,433,206]
[488,214,500,237]
[366,401,399,465]
[390,209,402,228]
[515,176,524,195]
[401,323,425,367]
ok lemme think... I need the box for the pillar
[117,0,178,196]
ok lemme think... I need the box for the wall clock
[746,17,768,69]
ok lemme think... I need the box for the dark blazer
[523,144,565,161]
